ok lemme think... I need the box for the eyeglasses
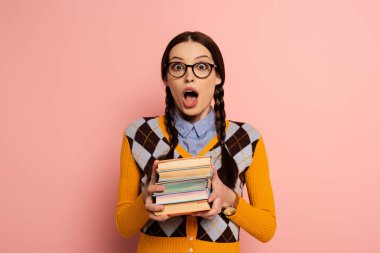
[165,62,217,79]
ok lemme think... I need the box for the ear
[215,73,222,86]
[163,76,169,86]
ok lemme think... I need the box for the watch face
[223,207,236,216]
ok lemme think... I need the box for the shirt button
[188,248,193,253]
[189,236,193,241]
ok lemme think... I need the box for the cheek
[168,85,182,101]
[206,81,217,96]
[199,85,215,104]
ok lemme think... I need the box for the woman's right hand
[142,160,171,221]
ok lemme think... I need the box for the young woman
[115,31,276,253]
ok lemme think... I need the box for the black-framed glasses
[165,62,217,79]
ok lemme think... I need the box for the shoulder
[227,119,261,144]
[124,115,162,138]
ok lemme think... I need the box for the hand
[192,164,236,220]
[142,160,171,221]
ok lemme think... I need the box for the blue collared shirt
[174,108,216,156]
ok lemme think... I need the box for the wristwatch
[223,191,240,216]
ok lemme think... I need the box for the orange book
[157,156,211,171]
[154,200,211,216]
[157,156,212,183]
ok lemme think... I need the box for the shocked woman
[115,31,277,253]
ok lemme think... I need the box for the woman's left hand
[192,164,236,220]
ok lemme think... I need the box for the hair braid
[214,85,226,144]
[214,85,238,188]
[163,86,178,159]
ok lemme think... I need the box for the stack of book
[153,156,213,216]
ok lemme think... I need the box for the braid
[163,86,178,159]
[214,85,226,145]
[214,85,238,188]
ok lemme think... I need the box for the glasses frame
[165,62,217,79]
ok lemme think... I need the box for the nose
[184,65,194,83]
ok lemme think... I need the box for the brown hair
[160,31,238,188]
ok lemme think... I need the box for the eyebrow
[195,55,211,60]
[169,55,211,61]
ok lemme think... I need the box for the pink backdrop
[1,0,379,252]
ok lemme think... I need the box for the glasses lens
[194,63,212,78]
[168,62,186,77]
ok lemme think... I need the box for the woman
[115,31,276,253]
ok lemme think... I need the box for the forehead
[169,41,212,60]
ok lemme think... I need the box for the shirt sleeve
[228,135,277,243]
[115,132,150,238]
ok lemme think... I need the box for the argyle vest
[125,115,260,243]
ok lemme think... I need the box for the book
[154,156,213,216]
[157,156,211,171]
[154,178,211,195]
[157,156,212,183]
[154,188,211,205]
[157,166,212,182]
[154,199,211,216]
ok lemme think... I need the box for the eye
[195,63,210,71]
[170,63,185,71]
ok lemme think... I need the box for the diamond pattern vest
[125,115,260,243]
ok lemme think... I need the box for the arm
[228,135,277,243]
[115,133,150,238]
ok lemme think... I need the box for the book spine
[155,189,210,205]
[158,175,211,183]
[157,165,211,173]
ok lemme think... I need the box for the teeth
[184,89,198,98]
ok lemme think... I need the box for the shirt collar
[174,107,215,138]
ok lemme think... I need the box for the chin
[183,107,210,120]
[179,108,198,117]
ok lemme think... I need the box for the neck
[175,106,212,124]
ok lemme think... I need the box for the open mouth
[183,89,198,108]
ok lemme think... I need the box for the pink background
[1,0,379,252]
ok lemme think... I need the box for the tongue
[184,94,197,107]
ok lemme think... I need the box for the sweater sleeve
[115,132,150,238]
[228,135,277,243]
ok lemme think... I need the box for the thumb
[150,160,159,183]
[211,164,219,180]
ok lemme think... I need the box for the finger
[146,202,165,212]
[145,195,166,210]
[150,160,159,183]
[147,183,165,194]
[206,205,221,218]
[208,191,218,203]
[149,212,171,221]
[195,209,218,220]
[204,214,217,220]
[149,214,169,221]
[141,187,147,202]
[211,164,218,179]
[210,197,223,211]
[192,210,212,217]
[153,159,159,170]
[145,196,153,208]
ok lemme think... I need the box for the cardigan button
[189,236,193,241]
[188,248,193,253]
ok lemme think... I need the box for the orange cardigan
[115,117,276,253]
